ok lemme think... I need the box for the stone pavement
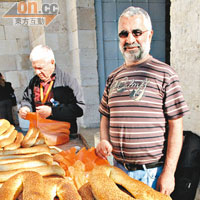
[79,127,99,148]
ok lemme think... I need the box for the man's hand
[156,117,183,195]
[36,105,52,118]
[96,139,113,160]
[156,170,175,195]
[19,106,31,119]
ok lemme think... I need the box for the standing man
[19,45,85,139]
[96,6,189,196]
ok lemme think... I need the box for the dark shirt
[0,82,14,101]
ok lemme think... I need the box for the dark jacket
[0,82,14,101]
[21,66,85,133]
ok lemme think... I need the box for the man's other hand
[19,106,31,119]
[36,105,52,119]
[96,139,113,160]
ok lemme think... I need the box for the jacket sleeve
[51,86,84,121]
[20,80,35,112]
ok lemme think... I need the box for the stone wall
[0,2,33,102]
[171,1,200,199]
[170,0,200,136]
[65,0,100,128]
[0,0,100,129]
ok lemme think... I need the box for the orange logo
[2,2,59,26]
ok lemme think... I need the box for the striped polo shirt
[99,56,189,165]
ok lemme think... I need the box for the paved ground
[79,127,99,148]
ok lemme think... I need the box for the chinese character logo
[2,2,59,26]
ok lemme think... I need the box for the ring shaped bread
[0,171,81,200]
[0,119,10,136]
[89,165,172,200]
[21,127,40,148]
[0,171,46,200]
[4,132,24,150]
[44,177,82,200]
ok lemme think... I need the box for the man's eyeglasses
[118,29,149,38]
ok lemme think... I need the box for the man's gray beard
[123,47,149,63]
[120,43,151,63]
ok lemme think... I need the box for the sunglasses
[118,29,149,38]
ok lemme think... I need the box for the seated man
[19,45,85,139]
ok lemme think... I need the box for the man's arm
[96,115,113,159]
[100,115,110,141]
[156,117,183,195]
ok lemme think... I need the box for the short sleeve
[99,78,111,117]
[164,73,189,119]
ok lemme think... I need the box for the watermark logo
[2,1,59,26]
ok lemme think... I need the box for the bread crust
[21,127,40,148]
[0,130,17,148]
[0,125,15,140]
[44,177,82,200]
[89,165,172,200]
[78,182,94,200]
[0,145,50,155]
[0,119,10,136]
[0,164,65,183]
[0,171,80,200]
[4,132,24,150]
[0,171,47,200]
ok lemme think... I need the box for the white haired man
[19,45,85,139]
[96,6,189,196]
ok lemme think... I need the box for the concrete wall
[170,0,200,136]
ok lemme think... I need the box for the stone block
[77,0,94,8]
[5,71,20,88]
[72,48,80,68]
[81,75,98,87]
[78,30,96,49]
[16,54,31,70]
[0,6,14,26]
[0,2,15,9]
[0,40,18,55]
[0,55,16,70]
[54,52,69,67]
[77,7,95,30]
[45,12,67,33]
[79,48,97,67]
[66,0,76,12]
[29,26,45,48]
[18,70,34,88]
[68,8,78,32]
[57,32,69,51]
[82,86,99,105]
[68,31,79,51]
[45,33,59,50]
[4,26,29,40]
[83,104,100,127]
[170,0,200,137]
[0,25,5,39]
[16,38,30,54]
[80,65,98,87]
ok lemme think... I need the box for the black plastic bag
[171,131,200,200]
